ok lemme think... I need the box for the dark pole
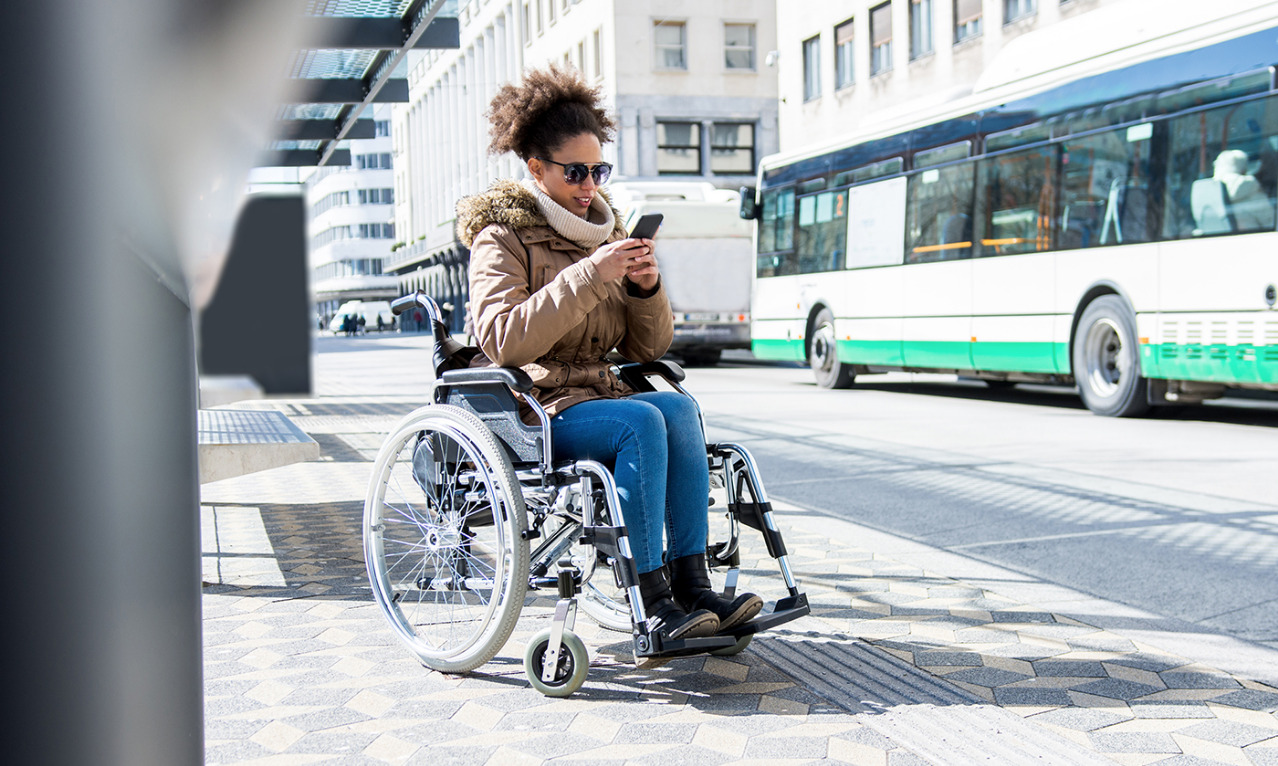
[2,2,304,762]
[1,3,203,763]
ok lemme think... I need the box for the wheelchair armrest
[439,366,535,394]
[617,360,686,392]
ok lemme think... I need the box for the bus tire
[1072,296,1149,417]
[809,308,855,389]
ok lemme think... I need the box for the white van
[328,300,395,333]
[609,181,753,366]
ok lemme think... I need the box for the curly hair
[487,65,616,159]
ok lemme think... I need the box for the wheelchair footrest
[632,592,810,658]
[634,633,738,659]
[726,593,810,638]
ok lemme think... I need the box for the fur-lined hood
[455,179,626,248]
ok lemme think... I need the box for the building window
[954,0,982,42]
[535,0,543,35]
[357,222,395,239]
[710,123,755,175]
[374,120,391,137]
[656,121,701,174]
[577,40,585,71]
[313,190,350,216]
[910,0,934,59]
[522,2,531,45]
[870,3,892,75]
[356,153,392,170]
[358,188,394,205]
[1004,0,1037,23]
[548,0,556,25]
[835,19,855,90]
[802,35,821,101]
[724,23,756,70]
[654,21,686,70]
[592,27,603,78]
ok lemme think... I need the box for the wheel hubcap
[425,526,462,552]
[1083,318,1125,397]
[812,324,836,372]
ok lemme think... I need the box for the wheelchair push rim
[364,405,529,673]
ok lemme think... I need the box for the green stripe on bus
[971,342,1064,374]
[832,339,1062,372]
[899,341,971,370]
[836,340,903,366]
[1141,344,1278,384]
[752,338,806,362]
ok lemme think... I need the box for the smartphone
[628,212,663,240]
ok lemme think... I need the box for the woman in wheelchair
[454,66,763,644]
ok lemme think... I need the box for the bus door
[843,178,906,366]
[969,146,1060,374]
[901,164,975,370]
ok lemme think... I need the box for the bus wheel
[810,309,855,389]
[1072,296,1149,417]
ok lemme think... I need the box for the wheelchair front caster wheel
[708,634,752,657]
[525,629,589,697]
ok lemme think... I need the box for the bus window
[1162,95,1278,239]
[796,190,848,273]
[977,146,1058,256]
[1058,124,1154,248]
[758,187,796,277]
[851,157,904,183]
[914,141,971,168]
[905,162,975,263]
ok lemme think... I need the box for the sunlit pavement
[202,334,1278,765]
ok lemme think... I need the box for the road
[681,353,1278,677]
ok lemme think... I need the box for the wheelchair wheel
[576,554,631,633]
[708,634,752,656]
[566,496,631,633]
[524,628,589,697]
[364,405,529,673]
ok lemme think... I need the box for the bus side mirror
[738,186,760,220]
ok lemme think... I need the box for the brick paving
[201,335,1278,764]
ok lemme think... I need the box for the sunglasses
[536,157,613,186]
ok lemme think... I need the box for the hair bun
[487,65,616,159]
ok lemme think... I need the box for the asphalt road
[681,353,1278,668]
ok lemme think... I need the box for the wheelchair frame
[363,293,808,696]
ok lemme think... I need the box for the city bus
[742,3,1278,416]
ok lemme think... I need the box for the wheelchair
[363,293,808,697]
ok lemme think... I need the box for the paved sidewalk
[201,336,1278,765]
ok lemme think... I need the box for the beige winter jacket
[457,180,675,422]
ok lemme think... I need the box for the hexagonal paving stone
[1074,678,1163,701]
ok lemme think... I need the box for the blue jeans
[550,392,709,575]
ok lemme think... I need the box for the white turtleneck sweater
[523,178,615,250]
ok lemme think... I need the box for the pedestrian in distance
[455,65,762,644]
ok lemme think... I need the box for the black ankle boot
[636,567,719,641]
[669,553,763,632]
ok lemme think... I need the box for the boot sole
[668,611,720,640]
[717,596,764,632]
